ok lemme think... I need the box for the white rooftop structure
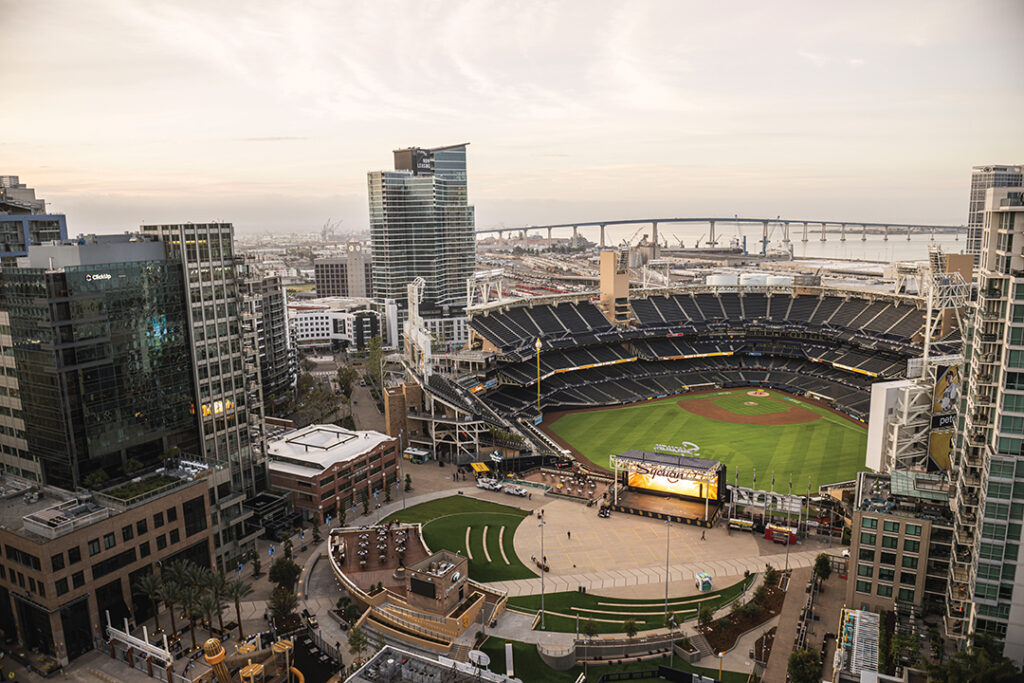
[267,424,393,476]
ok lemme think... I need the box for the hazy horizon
[3,0,1023,234]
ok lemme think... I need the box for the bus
[403,448,431,464]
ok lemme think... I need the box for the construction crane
[321,218,343,242]
[620,225,645,247]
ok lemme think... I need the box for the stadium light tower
[538,518,547,629]
[535,338,542,415]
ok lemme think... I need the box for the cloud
[848,58,866,68]
[798,50,827,67]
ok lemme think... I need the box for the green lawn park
[383,496,536,582]
[544,388,867,491]
[507,575,754,634]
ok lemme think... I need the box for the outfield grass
[383,496,536,582]
[545,388,866,490]
[480,638,751,683]
[508,575,754,634]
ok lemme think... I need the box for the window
[882,536,898,549]
[877,584,893,597]
[883,520,900,533]
[859,549,875,562]
[880,552,897,566]
[68,546,81,564]
[856,580,872,594]
[900,571,916,585]
[898,588,915,602]
[154,512,164,528]
[136,519,148,536]
[103,532,116,550]
[182,496,207,537]
[904,539,920,553]
[166,506,178,522]
[902,556,918,569]
[169,529,180,544]
[122,525,134,542]
[156,535,167,550]
[72,571,85,588]
[88,539,101,556]
[879,568,895,582]
[857,565,873,577]
[56,578,68,596]
[91,549,137,580]
[906,524,922,537]
[860,532,876,546]
[51,553,64,572]
[139,542,150,558]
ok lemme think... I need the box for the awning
[470,462,490,473]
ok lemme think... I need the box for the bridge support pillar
[761,221,769,256]
[931,227,935,241]
[573,225,579,243]
[820,222,827,242]
[862,224,867,241]
[802,222,808,243]
[708,220,716,246]
[840,223,846,241]
[883,225,888,241]
[547,227,552,248]
[521,229,528,248]
[651,222,659,257]
[600,224,606,248]
[907,225,911,241]
[783,222,791,245]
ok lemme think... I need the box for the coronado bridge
[474,217,964,255]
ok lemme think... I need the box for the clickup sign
[85,274,112,281]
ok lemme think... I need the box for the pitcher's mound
[747,390,769,397]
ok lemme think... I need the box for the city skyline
[3,0,1023,234]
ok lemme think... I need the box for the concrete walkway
[761,567,813,683]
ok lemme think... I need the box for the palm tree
[204,570,229,632]
[226,577,254,640]
[197,593,220,636]
[133,572,164,632]
[179,584,202,650]
[160,560,191,635]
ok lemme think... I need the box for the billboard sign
[931,364,961,431]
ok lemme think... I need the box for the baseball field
[541,388,867,491]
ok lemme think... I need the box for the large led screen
[628,471,718,500]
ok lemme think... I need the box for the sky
[3,0,1023,235]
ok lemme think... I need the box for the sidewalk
[760,567,813,683]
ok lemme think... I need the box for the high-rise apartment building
[314,239,373,297]
[1,235,197,489]
[140,223,267,496]
[966,165,1023,264]
[368,144,475,345]
[948,186,1024,662]
[0,175,47,214]
[256,274,296,404]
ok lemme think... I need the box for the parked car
[502,485,528,497]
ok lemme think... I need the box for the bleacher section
[467,286,943,425]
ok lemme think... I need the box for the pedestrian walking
[700,530,706,541]
[567,531,571,540]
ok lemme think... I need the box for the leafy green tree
[405,473,412,492]
[312,523,322,544]
[814,553,832,582]
[582,620,599,639]
[764,564,780,587]
[269,587,298,621]
[753,584,769,605]
[250,549,262,577]
[926,633,1024,683]
[788,648,820,683]
[283,538,294,560]
[124,458,144,475]
[132,572,164,632]
[84,469,109,489]
[622,618,638,640]
[226,577,253,640]
[698,604,714,631]
[366,335,385,390]
[268,557,302,590]
[348,626,369,664]
[336,366,359,397]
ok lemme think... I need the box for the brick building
[0,464,222,666]
[266,424,398,523]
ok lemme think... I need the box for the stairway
[449,643,473,663]
[690,632,715,661]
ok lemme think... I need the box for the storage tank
[766,275,794,286]
[706,273,738,286]
[739,273,768,286]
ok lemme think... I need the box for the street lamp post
[535,338,542,416]
[539,518,547,630]
[718,652,725,679]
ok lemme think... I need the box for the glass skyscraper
[368,144,476,344]
[2,235,196,489]
[967,165,1023,266]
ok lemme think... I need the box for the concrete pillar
[783,222,791,245]
[802,222,808,243]
[600,224,606,248]
[708,220,716,246]
[840,223,846,241]
[820,222,827,242]
[651,222,659,249]
[884,225,889,241]
[547,227,552,248]
[761,221,769,255]
[862,224,867,241]
[521,229,528,247]
[906,225,911,241]
[573,225,579,242]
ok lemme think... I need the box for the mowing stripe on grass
[482,526,492,562]
[498,527,510,565]
[464,527,473,560]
